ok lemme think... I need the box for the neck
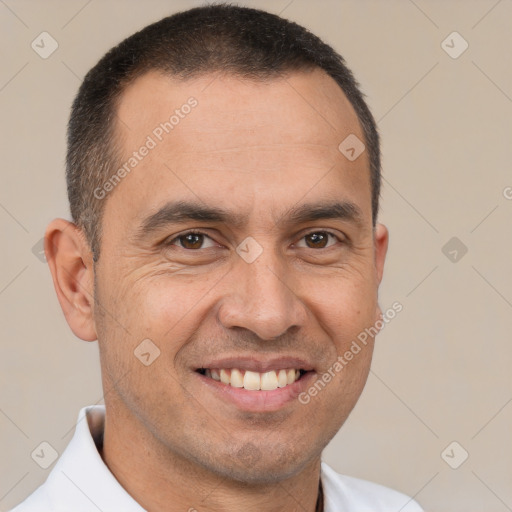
[100,405,323,512]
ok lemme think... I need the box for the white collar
[31,405,420,512]
[43,405,144,511]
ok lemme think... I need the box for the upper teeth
[204,368,301,391]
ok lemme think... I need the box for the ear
[373,223,389,324]
[45,219,97,341]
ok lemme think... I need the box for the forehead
[106,69,371,230]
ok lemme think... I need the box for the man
[12,4,422,511]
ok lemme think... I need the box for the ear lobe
[373,223,389,326]
[374,223,389,285]
[45,219,97,341]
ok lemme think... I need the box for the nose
[217,252,308,341]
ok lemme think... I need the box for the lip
[195,368,317,412]
[194,356,315,373]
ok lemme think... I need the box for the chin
[201,442,319,485]
[215,462,304,486]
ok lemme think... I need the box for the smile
[197,368,308,391]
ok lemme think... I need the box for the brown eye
[180,233,204,249]
[299,231,338,249]
[170,232,216,250]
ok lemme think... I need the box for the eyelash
[167,229,344,249]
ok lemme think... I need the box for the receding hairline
[91,66,372,263]
[110,66,365,160]
[66,4,381,262]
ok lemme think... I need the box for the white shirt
[11,406,423,512]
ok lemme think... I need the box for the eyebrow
[137,201,246,237]
[135,199,365,239]
[282,200,364,227]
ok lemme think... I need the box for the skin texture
[46,68,388,512]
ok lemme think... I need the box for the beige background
[1,0,511,510]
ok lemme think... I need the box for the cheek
[112,272,220,346]
[305,273,378,341]
[93,271,205,407]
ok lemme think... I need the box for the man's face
[92,69,387,483]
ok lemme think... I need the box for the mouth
[193,357,317,412]
[196,367,310,391]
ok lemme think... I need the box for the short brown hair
[67,3,381,260]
